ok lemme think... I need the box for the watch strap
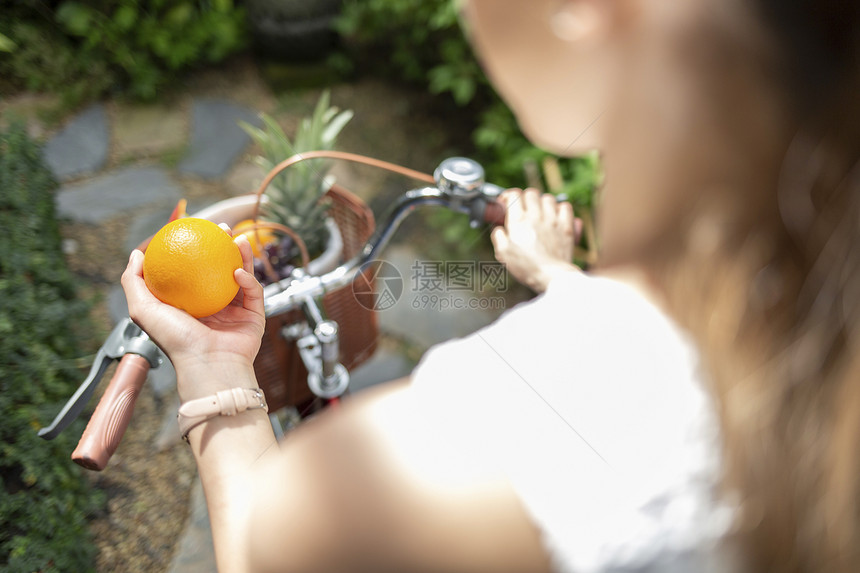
[178,387,267,441]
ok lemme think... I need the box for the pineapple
[240,91,353,278]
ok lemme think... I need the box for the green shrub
[336,0,484,106]
[0,0,247,104]
[336,0,602,259]
[0,20,114,110]
[0,123,103,573]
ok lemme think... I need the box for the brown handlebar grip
[483,200,507,226]
[72,354,150,471]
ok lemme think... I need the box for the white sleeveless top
[411,272,738,572]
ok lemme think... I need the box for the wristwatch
[178,387,268,441]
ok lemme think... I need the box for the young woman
[121,1,860,571]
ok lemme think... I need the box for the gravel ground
[86,384,197,572]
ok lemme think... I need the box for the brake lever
[38,317,162,440]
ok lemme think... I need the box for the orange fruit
[233,218,277,257]
[143,218,243,318]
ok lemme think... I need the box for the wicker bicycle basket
[253,183,379,412]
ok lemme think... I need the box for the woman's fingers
[235,234,254,275]
[541,193,559,223]
[523,189,542,220]
[501,189,525,223]
[557,200,575,236]
[235,268,265,317]
[490,226,510,263]
[121,249,193,343]
[233,234,264,316]
[126,248,144,276]
[121,250,151,319]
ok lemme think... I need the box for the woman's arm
[247,380,551,573]
[123,240,279,571]
[122,237,551,573]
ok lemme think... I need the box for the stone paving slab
[107,286,129,326]
[224,160,267,196]
[348,347,416,392]
[377,246,504,351]
[178,99,261,179]
[113,103,186,158]
[123,199,219,253]
[43,103,109,180]
[155,394,182,451]
[56,166,183,224]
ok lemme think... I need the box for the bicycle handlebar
[482,199,507,226]
[72,354,151,470]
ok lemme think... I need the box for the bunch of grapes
[253,235,297,285]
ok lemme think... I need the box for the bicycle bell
[434,157,486,200]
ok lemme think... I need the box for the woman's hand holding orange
[121,231,265,403]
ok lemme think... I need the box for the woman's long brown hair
[650,2,860,571]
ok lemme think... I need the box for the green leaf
[452,78,476,106]
[239,120,267,148]
[261,114,291,150]
[166,3,193,28]
[113,4,138,31]
[428,64,453,88]
[150,29,172,58]
[322,110,353,145]
[55,2,94,36]
[0,32,17,53]
[321,107,339,125]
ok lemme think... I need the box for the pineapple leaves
[239,90,353,258]
[323,110,354,146]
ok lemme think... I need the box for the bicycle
[38,154,511,471]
